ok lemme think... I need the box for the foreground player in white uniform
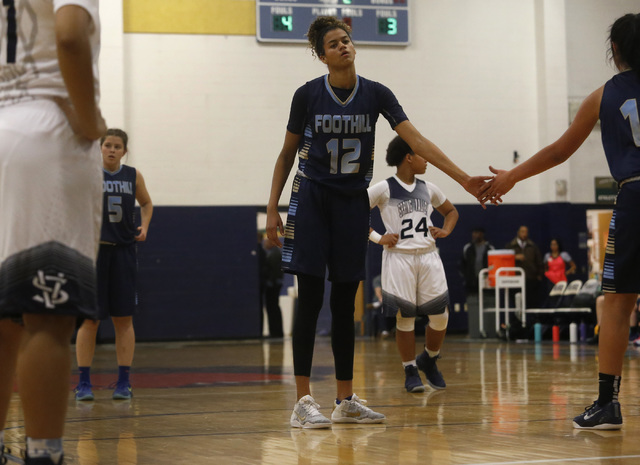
[369,136,458,393]
[0,2,103,464]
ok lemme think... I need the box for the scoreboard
[256,0,410,46]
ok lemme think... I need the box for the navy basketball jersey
[600,70,640,182]
[101,165,137,244]
[289,75,407,192]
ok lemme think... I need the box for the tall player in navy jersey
[74,129,153,402]
[483,13,640,430]
[266,16,489,428]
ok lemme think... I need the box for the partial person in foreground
[266,16,489,429]
[481,13,640,431]
[0,2,104,464]
[368,136,458,393]
[74,129,153,401]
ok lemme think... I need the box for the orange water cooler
[487,249,516,287]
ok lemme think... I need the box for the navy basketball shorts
[602,181,640,294]
[282,175,369,283]
[97,243,137,319]
[0,100,102,320]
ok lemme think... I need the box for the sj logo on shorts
[32,270,69,308]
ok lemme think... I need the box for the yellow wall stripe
[123,0,256,35]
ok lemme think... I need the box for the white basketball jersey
[368,175,446,251]
[0,0,100,107]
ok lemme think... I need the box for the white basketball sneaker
[290,395,332,429]
[331,393,386,424]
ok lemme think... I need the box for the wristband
[369,230,382,244]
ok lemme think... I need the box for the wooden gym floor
[3,335,640,464]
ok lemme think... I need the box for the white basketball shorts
[381,249,449,318]
[0,99,102,318]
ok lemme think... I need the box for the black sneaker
[24,451,64,465]
[573,401,623,430]
[25,459,62,465]
[404,365,425,393]
[416,351,446,390]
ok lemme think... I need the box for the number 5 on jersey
[108,196,123,223]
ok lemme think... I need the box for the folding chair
[571,278,600,310]
[542,280,567,308]
[557,279,583,308]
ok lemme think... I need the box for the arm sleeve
[367,180,389,209]
[375,82,408,129]
[286,84,308,135]
[426,182,447,208]
[561,251,572,263]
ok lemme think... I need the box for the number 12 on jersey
[327,138,361,174]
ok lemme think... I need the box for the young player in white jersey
[0,2,104,464]
[368,136,458,393]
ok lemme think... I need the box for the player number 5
[108,196,123,223]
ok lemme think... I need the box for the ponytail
[608,13,640,79]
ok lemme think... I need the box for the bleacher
[525,278,598,318]
[477,267,599,338]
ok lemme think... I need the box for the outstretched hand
[463,175,496,209]
[478,166,514,206]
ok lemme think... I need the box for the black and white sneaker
[573,401,623,430]
[404,365,425,393]
[416,352,446,390]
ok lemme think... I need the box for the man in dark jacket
[460,228,494,337]
[506,225,544,309]
[461,227,494,294]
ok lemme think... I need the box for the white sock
[402,360,417,367]
[26,437,63,463]
[0,430,4,450]
[425,347,440,358]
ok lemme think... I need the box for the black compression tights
[293,274,359,380]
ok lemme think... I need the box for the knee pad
[396,313,415,332]
[428,309,449,331]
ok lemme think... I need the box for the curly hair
[306,16,352,58]
[385,135,413,167]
